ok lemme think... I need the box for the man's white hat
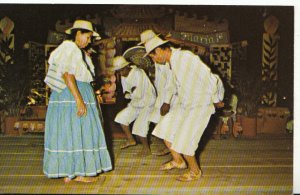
[143,35,169,57]
[65,20,100,37]
[137,30,160,45]
[111,56,130,71]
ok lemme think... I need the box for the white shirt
[121,66,156,108]
[45,40,95,92]
[153,63,177,108]
[169,48,218,108]
[213,73,225,103]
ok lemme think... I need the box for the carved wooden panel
[210,44,232,82]
[170,31,230,46]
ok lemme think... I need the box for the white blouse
[44,40,95,92]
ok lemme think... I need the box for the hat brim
[65,28,100,37]
[113,61,130,71]
[123,46,146,57]
[137,33,161,45]
[143,40,169,58]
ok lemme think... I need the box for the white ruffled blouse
[44,40,95,92]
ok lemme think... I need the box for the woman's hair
[66,28,94,77]
[67,28,92,41]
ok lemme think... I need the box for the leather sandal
[176,170,202,182]
[160,160,187,171]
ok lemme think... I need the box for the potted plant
[234,69,264,138]
[0,34,29,135]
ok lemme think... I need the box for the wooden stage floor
[0,133,293,194]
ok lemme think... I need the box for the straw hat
[137,30,160,45]
[111,56,130,71]
[65,20,100,37]
[123,46,153,69]
[143,36,169,57]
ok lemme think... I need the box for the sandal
[74,176,98,183]
[176,170,202,182]
[120,141,136,149]
[160,160,187,171]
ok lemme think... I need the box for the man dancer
[141,31,224,181]
[138,30,179,156]
[112,56,156,157]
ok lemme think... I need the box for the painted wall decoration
[261,15,280,107]
[171,31,230,46]
[165,36,208,57]
[210,44,232,82]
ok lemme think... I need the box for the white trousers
[152,104,215,156]
[149,96,179,124]
[114,105,153,137]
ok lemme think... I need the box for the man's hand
[124,91,131,99]
[160,103,170,116]
[214,102,225,109]
[131,86,136,93]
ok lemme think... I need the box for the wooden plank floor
[0,133,293,194]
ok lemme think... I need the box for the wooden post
[261,15,279,107]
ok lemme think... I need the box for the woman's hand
[76,98,87,117]
[63,72,87,117]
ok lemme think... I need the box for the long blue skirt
[43,81,112,179]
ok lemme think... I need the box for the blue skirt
[43,81,112,179]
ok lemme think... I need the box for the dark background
[0,4,294,112]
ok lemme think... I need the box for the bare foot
[120,140,137,149]
[136,149,152,157]
[74,176,98,183]
[64,177,72,183]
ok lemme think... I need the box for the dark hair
[67,28,92,41]
[149,42,173,55]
